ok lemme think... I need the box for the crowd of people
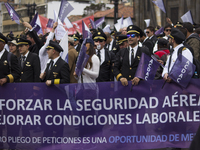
[1,18,200,88]
[1,17,200,150]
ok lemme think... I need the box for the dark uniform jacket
[18,52,41,82]
[75,43,81,53]
[44,57,70,84]
[0,50,20,83]
[28,30,43,55]
[96,48,115,82]
[113,46,150,81]
[105,40,119,55]
[149,35,157,47]
[143,38,154,54]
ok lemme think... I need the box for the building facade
[134,0,200,30]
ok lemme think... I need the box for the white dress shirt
[96,48,105,65]
[0,49,5,59]
[129,45,138,66]
[39,32,54,73]
[162,43,193,77]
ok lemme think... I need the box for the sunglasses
[146,31,150,34]
[165,29,171,32]
[94,39,104,42]
[74,39,78,41]
[127,34,136,38]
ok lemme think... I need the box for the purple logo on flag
[135,53,160,81]
[75,42,89,77]
[95,17,105,28]
[46,18,55,28]
[58,0,74,23]
[152,0,166,13]
[169,54,195,88]
[4,2,21,24]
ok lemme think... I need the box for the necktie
[97,50,101,62]
[131,49,134,65]
[49,60,54,71]
[21,56,26,68]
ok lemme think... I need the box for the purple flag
[75,41,89,77]
[181,10,194,24]
[82,20,92,40]
[169,54,195,88]
[46,18,55,28]
[135,53,160,81]
[58,0,74,23]
[152,0,166,13]
[89,18,96,29]
[4,2,21,24]
[95,17,105,28]
[30,12,42,33]
[155,27,164,35]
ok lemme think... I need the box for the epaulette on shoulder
[182,47,186,51]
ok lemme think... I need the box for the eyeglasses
[146,31,150,34]
[165,29,171,32]
[127,34,136,38]
[74,39,78,41]
[94,39,104,42]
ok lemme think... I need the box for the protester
[163,24,172,40]
[74,38,100,83]
[73,32,81,52]
[93,28,115,82]
[39,22,57,74]
[17,38,41,82]
[154,38,170,79]
[113,25,150,86]
[0,32,20,85]
[104,32,119,55]
[68,37,78,83]
[146,26,157,46]
[116,34,128,50]
[8,39,20,58]
[23,22,43,55]
[154,38,170,62]
[162,27,193,83]
[182,22,200,61]
[40,40,70,86]
[140,32,154,54]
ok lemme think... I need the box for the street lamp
[114,0,118,24]
[26,2,36,22]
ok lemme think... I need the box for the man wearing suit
[93,29,115,82]
[104,32,119,55]
[0,32,20,86]
[113,25,150,86]
[146,26,157,46]
[41,40,70,85]
[40,40,70,147]
[17,38,41,82]
[73,32,81,52]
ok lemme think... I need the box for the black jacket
[0,50,20,83]
[18,52,41,82]
[28,30,43,55]
[113,46,150,81]
[44,57,70,84]
[96,49,115,82]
